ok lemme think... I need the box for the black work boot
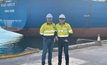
[58,62,61,65]
[42,62,45,65]
[48,62,52,65]
[66,63,69,65]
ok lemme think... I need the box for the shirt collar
[47,22,53,25]
[59,22,65,25]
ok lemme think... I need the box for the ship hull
[0,0,107,37]
[18,28,107,37]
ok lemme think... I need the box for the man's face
[59,18,65,24]
[47,18,52,24]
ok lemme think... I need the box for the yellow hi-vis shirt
[56,22,73,37]
[40,22,56,36]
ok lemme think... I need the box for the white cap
[59,14,66,18]
[46,13,53,18]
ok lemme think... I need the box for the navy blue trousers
[58,40,69,65]
[42,37,54,65]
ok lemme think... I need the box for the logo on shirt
[53,26,55,29]
[0,0,3,3]
[64,26,67,28]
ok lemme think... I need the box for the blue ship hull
[0,0,107,37]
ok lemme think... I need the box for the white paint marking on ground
[21,56,89,65]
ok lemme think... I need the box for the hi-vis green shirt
[40,22,56,36]
[56,22,73,37]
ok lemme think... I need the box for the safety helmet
[59,14,66,19]
[46,13,53,18]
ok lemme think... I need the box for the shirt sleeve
[67,24,73,34]
[54,24,57,36]
[40,24,45,35]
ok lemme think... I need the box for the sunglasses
[59,18,65,20]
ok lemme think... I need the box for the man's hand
[55,36,58,41]
[64,39,68,42]
[54,36,58,42]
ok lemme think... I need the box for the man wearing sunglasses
[55,14,73,65]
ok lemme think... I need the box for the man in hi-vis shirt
[40,13,56,65]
